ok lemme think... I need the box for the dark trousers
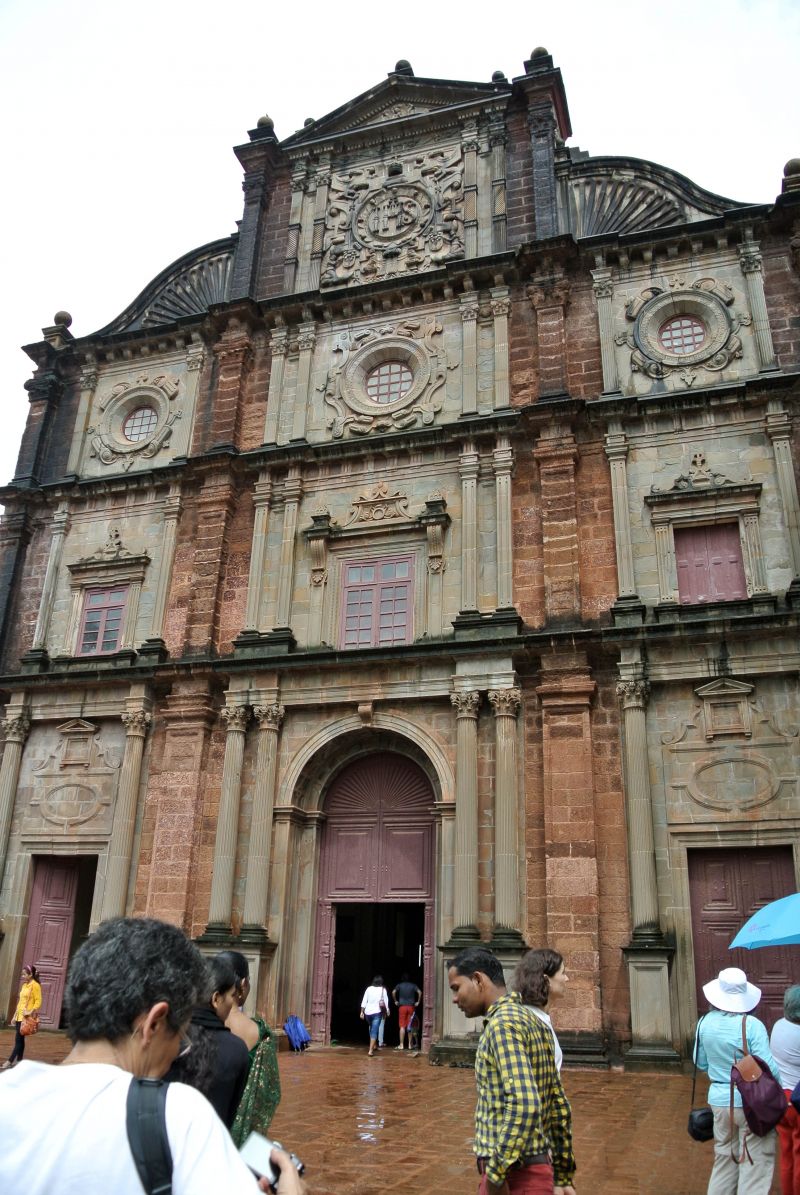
[8,1021,26,1063]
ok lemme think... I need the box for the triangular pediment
[694,679,754,699]
[56,718,98,734]
[282,74,508,148]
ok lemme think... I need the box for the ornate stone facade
[0,50,798,1066]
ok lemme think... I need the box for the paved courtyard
[0,1030,781,1193]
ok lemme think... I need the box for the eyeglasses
[177,1037,192,1059]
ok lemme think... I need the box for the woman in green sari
[216,950,281,1146]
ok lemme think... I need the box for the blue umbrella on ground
[729,893,800,950]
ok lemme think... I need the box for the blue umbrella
[729,893,800,950]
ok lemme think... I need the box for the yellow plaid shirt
[473,992,575,1187]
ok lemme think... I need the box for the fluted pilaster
[101,706,151,920]
[488,688,521,932]
[207,705,251,927]
[0,710,30,883]
[450,690,481,933]
[242,703,284,928]
[617,680,659,934]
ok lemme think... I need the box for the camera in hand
[239,1132,305,1189]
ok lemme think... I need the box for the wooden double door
[311,753,435,1046]
[688,846,796,1030]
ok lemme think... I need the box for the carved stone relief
[320,314,455,438]
[649,450,742,495]
[661,679,798,818]
[26,719,121,834]
[615,276,751,389]
[88,371,183,470]
[320,148,464,288]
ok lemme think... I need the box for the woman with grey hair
[770,984,800,1195]
[0,917,305,1195]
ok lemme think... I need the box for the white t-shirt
[529,1004,563,1072]
[770,1017,800,1090]
[0,1061,261,1195]
[361,985,389,1016]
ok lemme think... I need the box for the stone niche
[320,145,464,289]
[20,719,123,839]
[660,679,798,822]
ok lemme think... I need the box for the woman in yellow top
[2,963,42,1070]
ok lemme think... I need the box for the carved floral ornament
[615,277,751,387]
[29,719,120,830]
[88,371,183,470]
[320,314,455,438]
[320,147,464,289]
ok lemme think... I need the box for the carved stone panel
[660,680,798,821]
[320,147,464,289]
[21,719,123,838]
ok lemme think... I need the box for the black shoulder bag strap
[126,1077,173,1195]
[690,1013,706,1107]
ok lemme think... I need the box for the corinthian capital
[253,703,285,731]
[221,705,251,733]
[121,710,151,737]
[451,690,481,719]
[616,679,650,710]
[488,688,521,718]
[2,713,31,743]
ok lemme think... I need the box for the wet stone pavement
[1,1030,782,1194]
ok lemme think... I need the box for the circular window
[122,406,158,442]
[658,315,706,355]
[365,361,413,405]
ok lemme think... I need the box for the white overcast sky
[1,0,798,490]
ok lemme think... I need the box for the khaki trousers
[707,1106,777,1195]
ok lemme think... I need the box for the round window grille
[122,406,158,442]
[365,361,413,405]
[658,315,706,355]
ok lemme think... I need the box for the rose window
[122,406,158,442]
[365,362,413,405]
[658,315,706,355]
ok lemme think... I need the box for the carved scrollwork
[2,713,31,743]
[221,705,250,733]
[616,679,650,709]
[488,688,521,717]
[253,703,285,731]
[88,371,183,471]
[650,450,738,495]
[320,313,454,439]
[320,147,464,289]
[451,690,481,718]
[121,710,151,737]
[346,481,411,526]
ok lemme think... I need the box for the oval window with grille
[122,406,158,442]
[365,361,413,405]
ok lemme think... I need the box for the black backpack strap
[126,1077,173,1195]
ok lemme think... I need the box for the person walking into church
[392,972,421,1051]
[360,975,389,1057]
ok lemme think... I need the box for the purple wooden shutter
[675,524,747,604]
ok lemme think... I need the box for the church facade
[1,50,798,1062]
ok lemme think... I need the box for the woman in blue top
[695,967,779,1194]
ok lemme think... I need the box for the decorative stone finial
[303,117,314,127]
[393,59,413,76]
[531,46,549,58]
[783,159,800,194]
[54,310,72,327]
[492,70,507,82]
[256,114,274,130]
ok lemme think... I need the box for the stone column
[527,103,558,240]
[66,364,98,475]
[31,502,70,652]
[242,703,284,933]
[528,279,570,397]
[493,437,514,610]
[263,327,288,445]
[243,471,273,634]
[592,268,620,393]
[739,242,778,371]
[489,116,507,253]
[449,690,481,940]
[0,706,30,885]
[101,699,152,920]
[459,443,480,615]
[283,162,308,292]
[272,467,303,639]
[420,494,450,639]
[307,161,330,292]
[462,121,479,258]
[604,423,645,625]
[144,483,182,651]
[459,293,479,415]
[488,688,523,944]
[766,400,800,591]
[207,705,251,929]
[491,289,510,409]
[291,323,316,442]
[305,510,332,646]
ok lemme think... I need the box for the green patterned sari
[231,1016,282,1147]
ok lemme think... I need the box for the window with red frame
[77,587,129,655]
[674,524,747,604]
[341,557,413,648]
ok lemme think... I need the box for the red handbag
[20,1012,40,1036]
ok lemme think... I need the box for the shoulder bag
[688,1014,714,1142]
[729,1014,787,1162]
[20,1012,40,1036]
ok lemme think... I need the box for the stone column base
[429,1036,480,1067]
[622,937,681,1069]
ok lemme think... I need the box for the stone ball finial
[394,59,413,75]
[54,311,72,327]
[304,117,314,127]
[492,70,507,82]
[784,159,800,178]
[256,114,274,130]
[531,46,549,58]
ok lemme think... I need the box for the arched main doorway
[310,752,435,1048]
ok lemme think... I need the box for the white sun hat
[703,967,761,1013]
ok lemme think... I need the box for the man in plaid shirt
[448,947,576,1195]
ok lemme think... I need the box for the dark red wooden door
[22,857,79,1027]
[313,754,434,1044]
[688,846,796,1030]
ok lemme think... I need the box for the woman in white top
[770,984,800,1195]
[360,974,390,1057]
[513,947,568,1071]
